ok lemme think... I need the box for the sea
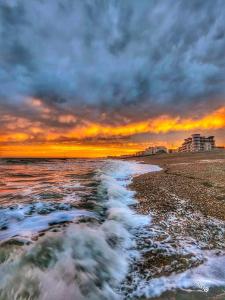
[0,158,225,300]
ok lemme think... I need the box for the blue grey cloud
[0,0,225,119]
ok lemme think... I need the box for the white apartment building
[178,134,215,152]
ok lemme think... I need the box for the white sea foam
[0,205,93,241]
[0,159,160,300]
[132,252,225,298]
[128,193,225,299]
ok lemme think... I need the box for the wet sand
[125,151,225,300]
[129,151,225,221]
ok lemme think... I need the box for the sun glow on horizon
[0,106,225,158]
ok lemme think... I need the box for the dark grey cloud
[0,0,225,118]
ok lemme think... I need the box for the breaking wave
[0,160,160,300]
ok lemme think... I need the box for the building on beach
[134,146,168,157]
[215,146,225,150]
[145,146,168,155]
[178,134,215,152]
[168,148,178,154]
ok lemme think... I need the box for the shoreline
[125,151,225,299]
[128,151,225,221]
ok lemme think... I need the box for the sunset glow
[1,2,225,299]
[0,0,225,158]
[1,106,224,157]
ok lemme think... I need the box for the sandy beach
[130,151,225,221]
[124,151,225,299]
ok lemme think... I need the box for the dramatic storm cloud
[1,0,225,109]
[0,0,225,157]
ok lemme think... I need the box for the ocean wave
[0,160,159,300]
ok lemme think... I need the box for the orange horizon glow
[0,106,225,157]
[66,106,225,139]
[0,143,145,158]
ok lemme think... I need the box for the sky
[0,0,225,157]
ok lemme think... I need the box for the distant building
[215,146,225,151]
[133,146,168,157]
[178,134,215,152]
[168,148,178,154]
[145,146,168,155]
[134,151,146,156]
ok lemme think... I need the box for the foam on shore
[0,160,160,300]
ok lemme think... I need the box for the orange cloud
[0,106,224,157]
[0,143,142,158]
[67,107,225,138]
[58,115,77,124]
